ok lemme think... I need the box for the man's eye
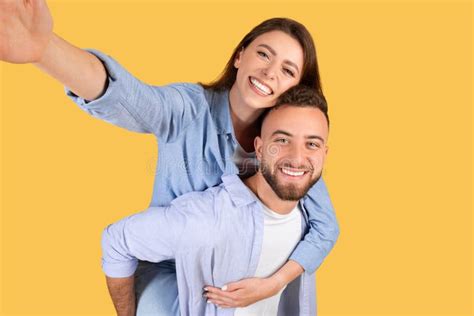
[257,51,269,59]
[276,138,288,144]
[308,142,321,149]
[283,68,295,77]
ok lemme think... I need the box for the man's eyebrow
[271,130,292,137]
[257,44,300,73]
[272,131,326,144]
[306,135,326,144]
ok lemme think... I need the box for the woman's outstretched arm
[0,0,107,100]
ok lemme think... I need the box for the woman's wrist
[266,274,285,296]
[268,260,305,294]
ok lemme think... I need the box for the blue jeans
[135,260,180,315]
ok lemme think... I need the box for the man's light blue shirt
[102,174,317,315]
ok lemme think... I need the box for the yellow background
[1,0,472,315]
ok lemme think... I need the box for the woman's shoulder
[164,83,228,108]
[158,82,211,108]
[160,82,205,100]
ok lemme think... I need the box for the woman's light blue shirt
[67,49,339,313]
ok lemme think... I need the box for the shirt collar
[205,88,235,136]
[221,174,310,223]
[221,174,258,208]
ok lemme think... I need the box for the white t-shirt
[235,200,302,316]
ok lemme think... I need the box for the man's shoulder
[168,175,252,213]
[169,182,227,210]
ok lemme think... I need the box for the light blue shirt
[67,49,339,273]
[102,174,317,315]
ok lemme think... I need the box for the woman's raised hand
[0,0,54,63]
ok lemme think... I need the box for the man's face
[255,105,329,201]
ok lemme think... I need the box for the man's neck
[244,174,298,215]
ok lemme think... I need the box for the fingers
[203,280,242,292]
[207,298,232,308]
[204,289,235,301]
[223,281,243,292]
[203,287,242,307]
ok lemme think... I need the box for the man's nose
[284,145,306,166]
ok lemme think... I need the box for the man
[102,85,332,315]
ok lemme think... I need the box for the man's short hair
[261,85,330,130]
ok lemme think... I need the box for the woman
[0,1,339,314]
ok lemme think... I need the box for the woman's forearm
[269,259,305,290]
[35,33,107,101]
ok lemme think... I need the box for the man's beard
[260,160,322,201]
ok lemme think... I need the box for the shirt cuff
[102,259,138,278]
[289,240,322,275]
[64,49,121,110]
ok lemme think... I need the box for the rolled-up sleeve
[290,177,340,274]
[66,49,206,142]
[101,205,185,278]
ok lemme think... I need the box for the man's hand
[0,0,53,63]
[203,277,282,308]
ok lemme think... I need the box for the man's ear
[254,136,263,161]
[325,145,329,155]
[234,48,244,68]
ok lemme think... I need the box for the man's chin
[274,174,321,201]
[274,184,308,201]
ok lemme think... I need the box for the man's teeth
[250,77,272,95]
[281,168,305,177]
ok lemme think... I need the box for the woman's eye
[283,68,295,77]
[257,51,269,59]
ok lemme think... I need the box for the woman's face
[232,30,304,110]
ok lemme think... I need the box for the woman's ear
[234,48,244,68]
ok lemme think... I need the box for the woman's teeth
[250,77,272,95]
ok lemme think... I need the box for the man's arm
[106,276,136,316]
[0,0,107,100]
[101,206,185,312]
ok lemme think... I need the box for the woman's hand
[1,0,107,100]
[0,0,54,63]
[203,260,304,308]
[203,277,282,308]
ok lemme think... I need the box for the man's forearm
[106,275,136,316]
[34,33,107,101]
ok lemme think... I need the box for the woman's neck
[229,85,264,152]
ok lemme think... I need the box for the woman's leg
[135,260,180,315]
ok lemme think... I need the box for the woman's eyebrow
[257,44,300,73]
[258,44,277,56]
